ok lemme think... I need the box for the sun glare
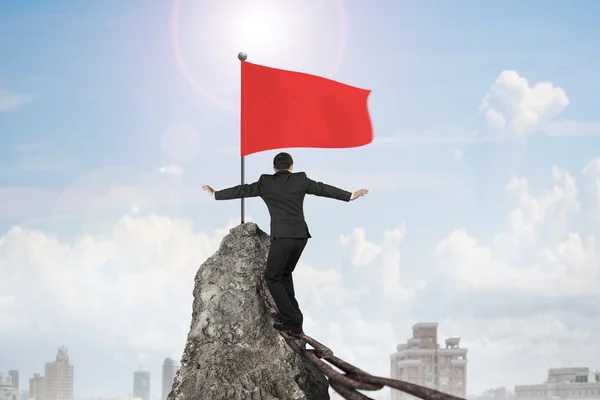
[171,0,347,110]
[230,6,292,56]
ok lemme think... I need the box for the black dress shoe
[273,322,304,336]
[287,325,304,335]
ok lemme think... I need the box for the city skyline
[3,342,600,399]
[2,0,600,397]
[21,346,74,400]
[1,349,179,400]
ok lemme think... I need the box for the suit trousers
[264,237,308,328]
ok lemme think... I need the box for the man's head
[273,152,293,172]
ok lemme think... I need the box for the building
[0,387,18,400]
[0,373,18,400]
[29,373,45,400]
[44,346,74,400]
[8,371,19,393]
[0,374,14,386]
[87,398,143,400]
[161,358,179,400]
[515,367,600,400]
[477,387,514,400]
[133,371,150,400]
[389,322,468,400]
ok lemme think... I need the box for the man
[202,152,368,336]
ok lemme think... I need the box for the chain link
[258,277,465,400]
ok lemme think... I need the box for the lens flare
[170,0,348,111]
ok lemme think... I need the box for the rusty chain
[258,276,466,400]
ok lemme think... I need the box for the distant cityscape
[334,322,600,400]
[3,323,599,400]
[0,348,179,400]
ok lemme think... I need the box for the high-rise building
[389,322,468,400]
[133,371,150,400]
[8,371,19,393]
[0,373,18,400]
[44,346,74,400]
[515,367,600,399]
[161,358,179,400]
[29,373,45,400]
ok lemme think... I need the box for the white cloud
[0,84,36,111]
[502,166,579,248]
[374,73,597,144]
[0,211,412,395]
[583,157,600,216]
[338,227,383,267]
[0,215,240,348]
[337,225,424,300]
[435,163,598,297]
[483,108,506,132]
[480,70,569,135]
[440,313,598,388]
[421,157,600,391]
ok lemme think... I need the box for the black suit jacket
[214,171,352,238]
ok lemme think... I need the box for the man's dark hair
[273,152,293,171]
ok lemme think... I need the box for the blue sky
[1,1,600,399]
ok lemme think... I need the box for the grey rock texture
[169,222,329,400]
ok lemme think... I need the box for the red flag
[240,62,373,157]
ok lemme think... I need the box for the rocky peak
[168,222,329,400]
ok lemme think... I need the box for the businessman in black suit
[202,152,368,336]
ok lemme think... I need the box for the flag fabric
[240,62,373,157]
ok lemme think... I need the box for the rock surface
[169,222,330,400]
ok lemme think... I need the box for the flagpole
[238,51,247,224]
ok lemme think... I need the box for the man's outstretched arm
[304,173,368,201]
[202,177,263,200]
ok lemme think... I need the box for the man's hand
[202,185,215,197]
[350,188,368,201]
